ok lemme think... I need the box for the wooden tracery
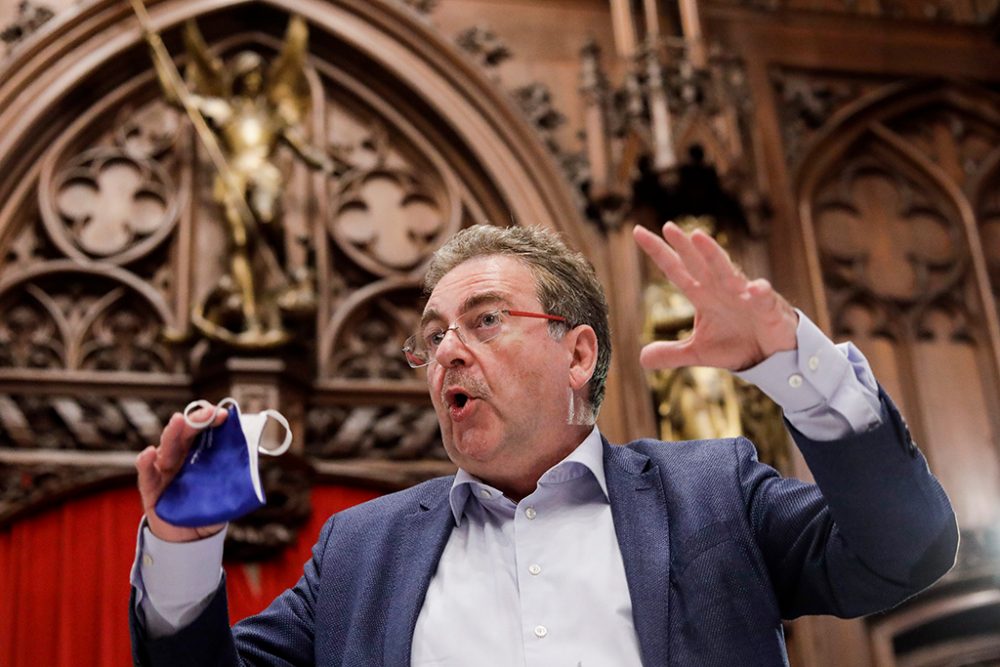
[0,0,589,556]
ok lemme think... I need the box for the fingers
[137,405,232,542]
[155,413,192,475]
[156,407,228,473]
[135,445,162,510]
[690,230,745,292]
[636,220,802,371]
[639,339,699,370]
[660,222,712,285]
[633,225,698,292]
[746,278,778,309]
[635,222,738,298]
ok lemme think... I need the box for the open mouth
[445,388,478,420]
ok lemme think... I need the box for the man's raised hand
[135,406,228,542]
[633,222,798,372]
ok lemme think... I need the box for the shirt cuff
[735,310,883,440]
[130,518,226,638]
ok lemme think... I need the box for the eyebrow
[420,291,510,329]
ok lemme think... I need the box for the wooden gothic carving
[794,78,1000,666]
[0,0,586,557]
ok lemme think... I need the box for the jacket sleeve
[741,386,958,619]
[130,515,336,667]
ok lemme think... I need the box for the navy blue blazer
[131,391,957,666]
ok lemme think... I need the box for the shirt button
[534,625,548,638]
[142,554,154,567]
[524,507,537,519]
[528,564,542,575]
[788,373,803,388]
[808,355,820,371]
[479,488,491,499]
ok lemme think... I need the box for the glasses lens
[402,335,429,368]
[403,310,508,367]
[464,309,505,345]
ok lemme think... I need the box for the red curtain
[0,483,380,667]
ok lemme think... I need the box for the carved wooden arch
[968,125,1000,298]
[794,77,1000,430]
[792,79,1000,665]
[794,79,1000,345]
[0,0,586,247]
[0,260,180,373]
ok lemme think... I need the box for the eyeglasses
[403,309,568,368]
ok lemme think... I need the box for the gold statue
[143,15,336,347]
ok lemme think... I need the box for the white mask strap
[259,409,293,456]
[182,396,240,429]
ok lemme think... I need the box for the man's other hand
[135,406,228,542]
[634,222,798,372]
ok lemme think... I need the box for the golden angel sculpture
[145,16,336,348]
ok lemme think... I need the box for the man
[130,223,957,666]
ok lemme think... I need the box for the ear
[565,325,598,391]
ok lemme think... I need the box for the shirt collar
[448,426,607,525]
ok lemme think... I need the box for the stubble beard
[439,368,492,404]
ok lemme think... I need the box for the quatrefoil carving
[334,170,445,274]
[42,148,179,264]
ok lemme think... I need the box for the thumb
[135,445,163,511]
[639,339,699,370]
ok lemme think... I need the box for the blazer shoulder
[332,475,453,524]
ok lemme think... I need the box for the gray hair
[424,225,611,414]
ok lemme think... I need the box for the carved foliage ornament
[0,1,54,54]
[771,70,867,169]
[455,26,512,71]
[888,102,1000,189]
[321,281,424,380]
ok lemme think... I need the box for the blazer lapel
[604,440,671,666]
[383,489,455,667]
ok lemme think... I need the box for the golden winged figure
[146,16,335,348]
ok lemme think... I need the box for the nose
[433,326,471,367]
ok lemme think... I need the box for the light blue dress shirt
[412,426,641,666]
[132,311,883,657]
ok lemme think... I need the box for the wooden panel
[913,337,1000,527]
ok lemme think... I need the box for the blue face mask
[155,398,292,527]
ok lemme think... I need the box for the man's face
[422,255,577,478]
